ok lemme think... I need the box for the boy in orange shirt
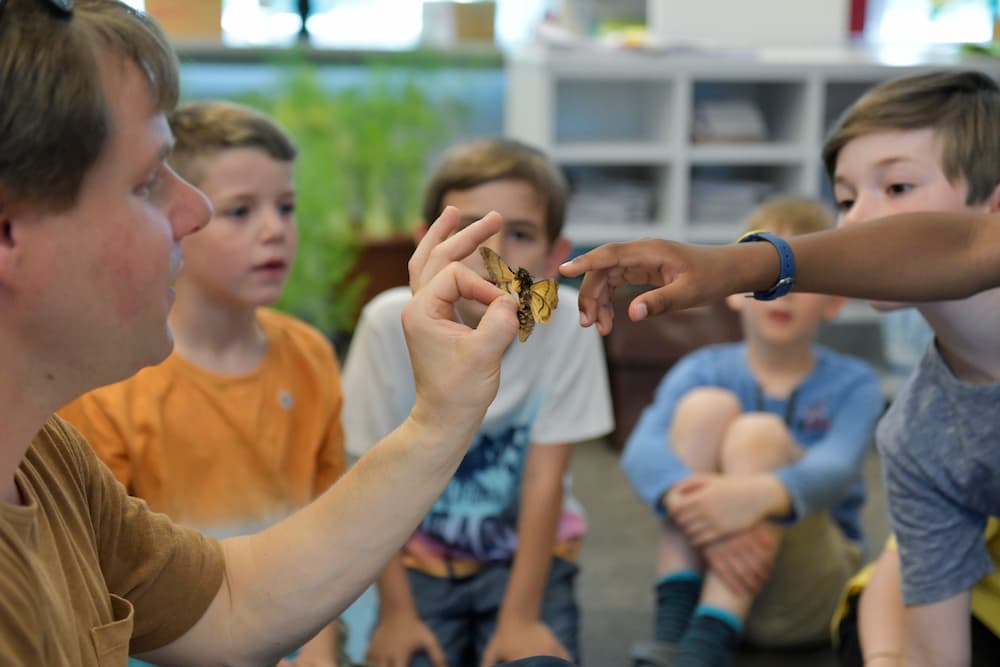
[60,100,347,666]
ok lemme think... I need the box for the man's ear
[544,236,572,278]
[0,191,25,287]
[414,220,428,244]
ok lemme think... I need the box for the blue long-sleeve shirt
[622,342,883,543]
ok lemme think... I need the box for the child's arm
[561,212,1000,334]
[769,367,883,525]
[858,546,906,666]
[482,443,575,665]
[904,594,972,667]
[285,621,341,667]
[366,555,446,667]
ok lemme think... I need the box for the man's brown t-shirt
[0,417,224,665]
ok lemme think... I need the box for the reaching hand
[479,619,572,667]
[402,206,518,445]
[559,239,756,335]
[702,524,779,596]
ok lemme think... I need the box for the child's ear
[725,293,746,312]
[544,235,572,277]
[414,220,429,244]
[822,295,847,321]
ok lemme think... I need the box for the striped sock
[673,605,742,667]
[653,571,702,644]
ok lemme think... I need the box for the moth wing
[528,280,559,324]
[479,247,519,294]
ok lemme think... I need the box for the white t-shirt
[343,285,614,561]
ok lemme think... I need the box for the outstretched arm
[561,211,1000,334]
[147,209,518,666]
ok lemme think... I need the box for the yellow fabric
[834,519,1000,638]
[60,308,346,534]
[401,538,583,579]
[0,416,225,663]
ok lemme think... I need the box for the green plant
[239,55,464,335]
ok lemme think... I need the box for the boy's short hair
[743,197,834,238]
[422,138,568,242]
[168,101,297,187]
[0,0,178,211]
[823,70,1000,205]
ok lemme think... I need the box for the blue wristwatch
[736,230,796,300]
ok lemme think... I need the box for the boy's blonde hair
[168,101,297,187]
[0,0,178,211]
[823,70,1000,205]
[422,138,567,243]
[743,197,834,237]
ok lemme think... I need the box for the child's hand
[666,474,771,546]
[480,618,571,667]
[702,523,779,596]
[366,613,447,667]
[559,239,742,335]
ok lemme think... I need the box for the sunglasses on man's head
[0,0,74,18]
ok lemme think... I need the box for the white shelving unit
[504,45,1000,248]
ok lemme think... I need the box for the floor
[571,437,891,667]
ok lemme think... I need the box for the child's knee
[672,388,741,439]
[720,413,797,472]
[671,388,743,467]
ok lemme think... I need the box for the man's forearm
[173,415,477,665]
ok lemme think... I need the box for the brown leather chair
[603,290,743,449]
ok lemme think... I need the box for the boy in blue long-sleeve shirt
[624,198,883,667]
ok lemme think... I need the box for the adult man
[0,1,566,664]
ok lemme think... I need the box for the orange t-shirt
[60,308,346,536]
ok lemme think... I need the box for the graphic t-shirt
[343,286,614,573]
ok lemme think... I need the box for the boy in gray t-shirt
[564,70,1000,667]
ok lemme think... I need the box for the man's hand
[480,619,571,667]
[402,207,518,444]
[366,613,448,667]
[702,524,779,596]
[408,206,502,293]
[666,474,772,546]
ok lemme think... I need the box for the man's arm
[561,211,1000,334]
[481,443,575,666]
[145,210,518,666]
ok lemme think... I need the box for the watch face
[47,0,74,14]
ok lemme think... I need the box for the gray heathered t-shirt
[877,343,1000,606]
